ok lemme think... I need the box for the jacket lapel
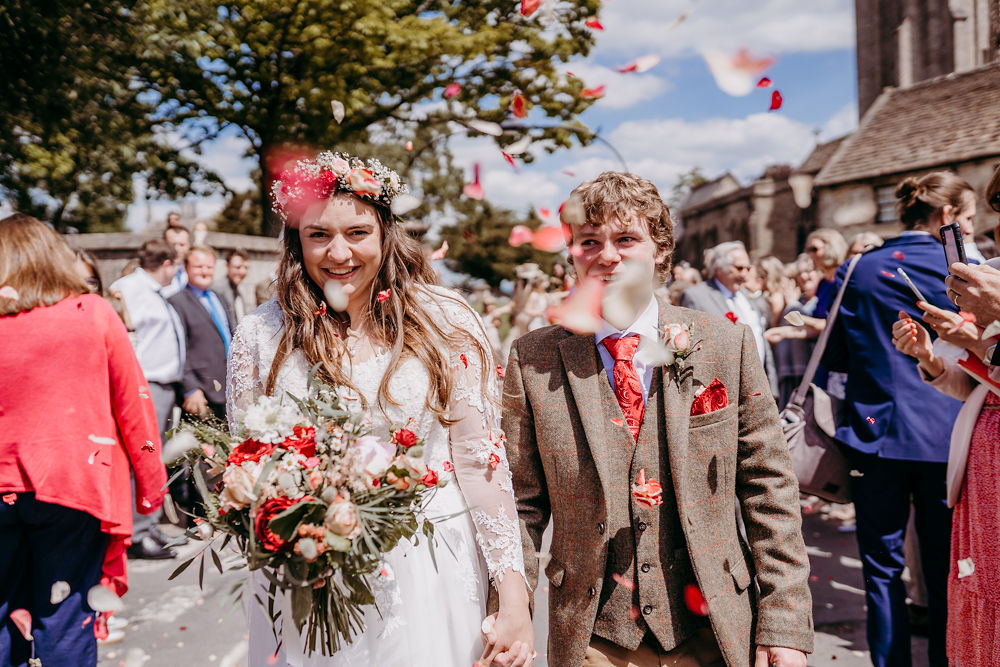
[559,333,632,499]
[185,288,224,343]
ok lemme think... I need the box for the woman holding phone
[821,171,975,666]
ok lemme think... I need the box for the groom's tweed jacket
[501,302,813,667]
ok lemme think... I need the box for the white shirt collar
[595,294,659,343]
[135,267,167,292]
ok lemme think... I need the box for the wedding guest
[768,254,821,407]
[162,223,191,297]
[74,249,134,333]
[948,167,1000,326]
[109,240,186,560]
[755,255,794,327]
[214,248,250,324]
[680,241,779,396]
[0,214,166,667]
[847,231,884,258]
[822,171,976,666]
[503,171,812,667]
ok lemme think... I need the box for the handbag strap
[788,251,865,407]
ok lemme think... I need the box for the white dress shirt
[713,279,767,365]
[161,266,188,298]
[109,268,185,383]
[594,295,660,404]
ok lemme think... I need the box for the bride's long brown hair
[265,195,491,426]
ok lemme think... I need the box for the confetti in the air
[430,241,449,261]
[504,135,533,156]
[391,193,423,216]
[880,270,895,278]
[141,441,155,452]
[50,581,71,605]
[467,119,503,137]
[460,353,468,368]
[725,312,738,324]
[702,48,775,97]
[611,418,624,426]
[756,77,772,88]
[684,584,709,616]
[580,85,606,100]
[617,54,661,74]
[584,18,604,30]
[784,311,805,327]
[377,289,392,303]
[531,225,569,252]
[612,573,635,590]
[87,584,124,613]
[510,92,527,118]
[866,416,875,424]
[444,83,461,98]
[10,609,32,640]
[2,493,15,505]
[314,302,327,317]
[769,90,783,110]
[957,557,975,578]
[323,280,349,312]
[982,320,1000,339]
[405,141,413,151]
[893,251,905,260]
[496,365,505,378]
[463,163,484,200]
[520,0,540,17]
[330,100,345,124]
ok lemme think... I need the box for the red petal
[444,83,461,98]
[769,90,783,111]
[508,225,534,247]
[611,573,635,590]
[405,141,413,151]
[10,609,32,640]
[460,353,469,368]
[756,77,772,88]
[611,418,624,426]
[683,584,709,616]
[538,207,551,219]
[510,92,527,118]
[879,270,895,278]
[866,416,876,424]
[2,493,15,505]
[531,225,569,252]
[585,18,604,30]
[580,85,606,100]
[377,289,391,303]
[501,151,517,169]
[496,365,505,378]
[463,182,484,200]
[892,251,905,260]
[520,0,540,16]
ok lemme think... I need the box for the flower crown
[270,151,407,225]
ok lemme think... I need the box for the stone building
[814,62,1000,238]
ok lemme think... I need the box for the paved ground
[98,507,928,666]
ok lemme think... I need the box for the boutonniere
[653,322,702,388]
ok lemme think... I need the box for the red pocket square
[690,379,728,416]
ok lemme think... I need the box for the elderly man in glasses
[681,241,779,397]
[947,165,1000,341]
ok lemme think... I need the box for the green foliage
[0,0,224,231]
[214,188,264,235]
[668,166,709,211]
[139,0,603,234]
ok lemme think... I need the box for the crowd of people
[1,158,1000,667]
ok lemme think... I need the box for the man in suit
[162,222,191,297]
[502,172,812,667]
[680,242,779,397]
[214,248,250,324]
[168,245,235,421]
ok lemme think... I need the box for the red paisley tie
[602,334,644,441]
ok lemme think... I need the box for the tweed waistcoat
[592,371,702,652]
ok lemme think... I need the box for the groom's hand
[754,645,807,667]
[478,612,534,667]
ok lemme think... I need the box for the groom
[500,172,813,667]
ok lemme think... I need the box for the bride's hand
[478,610,534,667]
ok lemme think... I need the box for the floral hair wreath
[270,151,408,226]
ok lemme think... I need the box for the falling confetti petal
[960,311,977,323]
[580,85,606,100]
[504,135,532,156]
[756,77,772,88]
[0,285,18,300]
[849,469,864,477]
[213,380,222,392]
[466,119,503,136]
[2,493,15,505]
[957,557,975,578]
[314,302,327,317]
[602,260,652,330]
[496,365,504,378]
[531,225,569,252]
[50,581,71,605]
[10,609,32,640]
[702,48,775,97]
[405,141,413,151]
[866,416,875,424]
[611,418,624,426]
[612,573,635,590]
[88,434,117,445]
[893,251,905,260]
[982,320,1000,339]
[538,208,551,219]
[87,449,100,465]
[683,584,709,616]
[584,18,604,30]
[560,194,586,225]
[463,163,484,200]
[87,584,124,613]
[430,241,449,261]
[879,270,895,278]
[267,653,279,666]
[547,277,604,334]
[390,193,423,216]
[510,92,527,118]
[629,606,641,620]
[616,54,661,74]
[323,280,349,312]
[444,83,461,98]
[460,353,469,368]
[501,151,517,169]
[520,0,540,17]
[725,311,739,324]
[784,311,805,326]
[330,100,345,124]
[769,90,783,110]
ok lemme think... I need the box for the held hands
[754,646,808,667]
[182,389,209,416]
[478,611,534,667]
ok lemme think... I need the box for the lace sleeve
[226,312,266,435]
[439,292,526,586]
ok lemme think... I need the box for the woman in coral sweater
[0,214,167,667]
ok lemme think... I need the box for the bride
[227,153,533,666]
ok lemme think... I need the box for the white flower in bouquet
[352,435,396,478]
[324,496,362,538]
[242,396,304,444]
[219,461,264,510]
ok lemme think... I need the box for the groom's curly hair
[566,171,674,284]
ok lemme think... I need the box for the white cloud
[593,0,854,58]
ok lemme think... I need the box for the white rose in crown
[347,168,383,197]
[329,156,351,176]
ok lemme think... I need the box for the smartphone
[896,267,927,303]
[940,222,967,267]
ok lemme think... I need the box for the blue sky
[126,0,860,233]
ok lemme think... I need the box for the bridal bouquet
[171,367,445,656]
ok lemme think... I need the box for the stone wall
[65,231,281,308]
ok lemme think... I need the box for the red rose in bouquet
[421,470,439,487]
[286,425,317,458]
[228,439,276,466]
[392,428,418,449]
[254,497,301,552]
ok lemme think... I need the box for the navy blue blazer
[822,233,963,462]
[168,286,235,406]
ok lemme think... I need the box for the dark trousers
[0,493,108,667]
[849,454,952,667]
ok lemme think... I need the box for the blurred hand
[917,301,981,350]
[891,311,933,362]
[946,263,1000,324]
[182,389,209,416]
[754,646,807,667]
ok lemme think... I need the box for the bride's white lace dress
[226,286,525,667]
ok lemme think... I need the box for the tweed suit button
[640,563,650,573]
[588,587,596,598]
[642,605,653,615]
[598,522,605,535]
[637,521,647,532]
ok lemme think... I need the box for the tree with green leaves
[0,0,222,232]
[140,0,603,234]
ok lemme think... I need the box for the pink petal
[10,609,32,640]
[508,225,534,247]
[430,241,449,261]
[893,250,905,260]
[879,270,895,278]
[612,573,635,590]
[538,208,551,219]
[444,83,461,98]
[547,277,604,334]
[580,85,606,100]
[463,182,484,200]
[531,225,568,252]
[501,151,518,169]
[610,418,624,426]
[405,141,413,151]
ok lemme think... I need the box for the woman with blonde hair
[0,214,165,666]
[230,153,532,666]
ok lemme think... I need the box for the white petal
[784,311,805,327]
[87,584,124,613]
[467,119,503,136]
[88,434,117,445]
[504,135,532,156]
[330,100,345,124]
[50,581,71,605]
[390,193,422,216]
[957,557,975,579]
[323,280,349,312]
[981,320,1000,339]
[162,430,200,463]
